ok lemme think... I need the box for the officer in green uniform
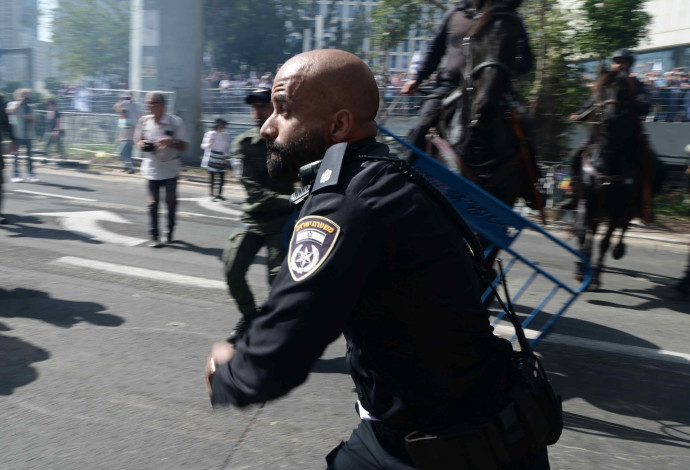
[223,89,294,343]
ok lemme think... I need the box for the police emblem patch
[320,169,332,184]
[288,215,340,281]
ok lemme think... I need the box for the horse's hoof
[589,280,600,291]
[574,262,585,282]
[612,243,626,260]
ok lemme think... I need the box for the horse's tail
[634,122,664,224]
[510,112,547,225]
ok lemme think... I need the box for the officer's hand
[205,342,235,396]
[568,113,579,121]
[401,80,419,96]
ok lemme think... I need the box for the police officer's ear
[330,109,353,142]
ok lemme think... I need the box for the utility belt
[404,351,562,470]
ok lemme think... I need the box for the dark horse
[428,0,544,274]
[575,71,660,289]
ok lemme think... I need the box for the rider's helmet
[612,48,635,66]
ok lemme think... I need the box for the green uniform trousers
[222,221,289,319]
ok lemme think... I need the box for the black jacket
[415,2,533,87]
[211,139,512,432]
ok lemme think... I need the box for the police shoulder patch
[288,215,341,282]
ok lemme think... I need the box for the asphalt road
[1,166,688,469]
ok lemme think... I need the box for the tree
[51,0,129,80]
[370,0,424,78]
[574,0,652,62]
[519,0,590,160]
[343,3,369,57]
[44,77,62,96]
[204,0,306,75]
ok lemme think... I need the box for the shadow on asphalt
[0,288,123,394]
[0,214,102,244]
[543,343,690,450]
[162,240,224,259]
[0,322,50,396]
[586,266,689,314]
[0,287,123,328]
[505,304,660,348]
[25,180,96,193]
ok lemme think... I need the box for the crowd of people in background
[580,63,690,123]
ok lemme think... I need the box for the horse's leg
[575,193,596,282]
[612,222,628,260]
[594,222,616,290]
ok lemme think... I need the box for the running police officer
[205,49,550,469]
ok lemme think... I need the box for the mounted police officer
[401,0,533,158]
[205,49,550,470]
[560,48,651,210]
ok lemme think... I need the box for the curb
[543,222,689,246]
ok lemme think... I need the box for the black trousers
[406,83,457,160]
[326,419,550,470]
[209,171,225,196]
[147,177,177,238]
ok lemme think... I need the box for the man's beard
[266,130,329,182]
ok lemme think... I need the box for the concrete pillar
[130,0,202,163]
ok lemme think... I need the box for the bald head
[261,50,381,181]
[274,49,380,141]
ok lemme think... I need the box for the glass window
[682,47,690,70]
[635,49,675,74]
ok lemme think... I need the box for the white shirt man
[133,91,188,246]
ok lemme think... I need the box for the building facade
[0,0,59,93]
[303,0,446,76]
[633,0,690,73]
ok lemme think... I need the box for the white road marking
[179,197,243,217]
[54,256,690,366]
[177,211,237,221]
[493,324,690,365]
[55,256,226,289]
[34,210,148,247]
[12,189,97,202]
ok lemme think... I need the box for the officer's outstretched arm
[209,192,381,407]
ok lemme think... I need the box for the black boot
[227,307,260,344]
[227,317,250,344]
[673,275,690,300]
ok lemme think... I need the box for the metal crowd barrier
[377,124,592,347]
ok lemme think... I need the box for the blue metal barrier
[377,124,592,347]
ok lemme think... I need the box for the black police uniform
[210,139,548,469]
